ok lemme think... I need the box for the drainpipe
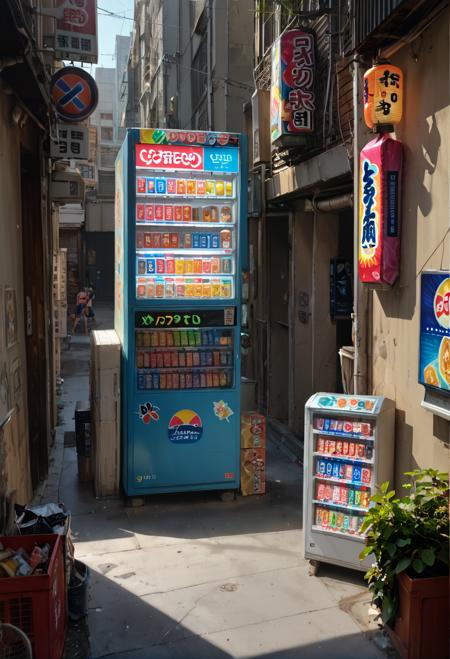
[352,57,368,395]
[304,193,353,212]
[206,0,213,130]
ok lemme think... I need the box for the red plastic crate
[0,534,67,659]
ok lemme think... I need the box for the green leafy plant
[359,468,449,626]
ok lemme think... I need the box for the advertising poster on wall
[54,0,98,64]
[419,272,450,392]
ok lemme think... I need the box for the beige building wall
[0,93,32,503]
[369,15,450,485]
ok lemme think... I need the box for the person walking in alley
[71,286,94,335]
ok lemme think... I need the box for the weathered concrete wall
[370,14,450,485]
[0,92,32,503]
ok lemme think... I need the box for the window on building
[100,112,113,120]
[100,127,113,142]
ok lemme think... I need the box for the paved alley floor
[38,311,393,659]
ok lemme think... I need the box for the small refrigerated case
[303,393,395,572]
[115,128,246,496]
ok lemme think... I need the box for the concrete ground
[37,303,394,659]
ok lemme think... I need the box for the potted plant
[360,468,449,659]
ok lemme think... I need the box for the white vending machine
[303,393,395,573]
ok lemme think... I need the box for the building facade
[245,0,449,485]
[125,0,254,133]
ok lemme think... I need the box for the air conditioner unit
[50,171,85,204]
[252,89,270,165]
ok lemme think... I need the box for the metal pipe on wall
[304,193,353,213]
[352,57,368,395]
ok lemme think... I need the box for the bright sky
[93,0,135,70]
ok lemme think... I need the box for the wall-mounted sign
[358,133,402,285]
[330,258,352,318]
[139,129,240,148]
[364,63,403,129]
[419,272,450,393]
[270,29,316,145]
[168,409,203,444]
[135,308,236,329]
[54,0,98,64]
[51,123,88,159]
[135,144,239,173]
[51,67,98,123]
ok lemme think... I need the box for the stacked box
[240,412,266,495]
[241,411,266,448]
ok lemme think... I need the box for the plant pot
[387,572,449,659]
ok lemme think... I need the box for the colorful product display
[136,204,234,224]
[314,416,372,437]
[136,276,233,300]
[136,230,232,250]
[314,506,365,535]
[136,176,234,198]
[315,482,370,509]
[315,436,373,460]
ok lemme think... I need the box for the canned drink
[192,372,200,388]
[172,373,180,389]
[156,352,164,369]
[225,181,233,196]
[317,460,326,476]
[220,257,232,274]
[215,181,224,196]
[348,442,356,457]
[211,257,220,273]
[184,258,194,274]
[336,441,343,455]
[179,373,185,388]
[144,233,152,248]
[185,372,193,388]
[338,463,346,480]
[182,233,191,248]
[155,279,165,298]
[143,352,150,368]
[152,373,159,389]
[165,206,174,221]
[176,179,186,195]
[345,464,353,481]
[175,258,185,275]
[174,206,183,221]
[178,351,186,367]
[352,466,362,483]
[156,178,166,194]
[194,258,203,273]
[206,351,213,366]
[162,233,171,248]
[166,257,175,274]
[332,485,341,502]
[336,513,344,529]
[165,279,175,298]
[192,207,201,222]
[192,233,200,248]
[137,373,145,390]
[180,330,188,346]
[199,233,208,249]
[136,351,144,369]
[197,180,206,195]
[145,204,154,221]
[202,258,211,274]
[221,280,232,298]
[150,352,157,369]
[183,206,192,222]
[354,490,361,506]
[137,232,144,249]
[147,178,155,194]
[171,351,179,368]
[220,206,232,223]
[187,180,196,195]
[153,233,162,248]
[136,204,145,221]
[200,373,207,388]
[166,373,173,389]
[150,332,158,347]
[211,234,220,249]
[137,283,146,298]
[206,372,213,388]
[138,259,146,275]
[219,370,227,387]
[167,179,176,194]
[365,444,373,460]
[159,373,167,389]
[137,177,146,193]
[357,443,365,458]
[332,462,340,479]
[176,283,185,298]
[192,351,200,366]
[361,468,371,484]
[186,352,193,367]
[340,486,348,504]
[206,180,215,195]
[212,371,220,387]
[156,258,165,274]
[348,488,355,505]
[342,441,349,456]
[220,229,232,248]
[211,280,222,298]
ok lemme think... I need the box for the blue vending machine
[115,128,247,496]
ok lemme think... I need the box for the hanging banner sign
[54,0,98,64]
[419,272,450,392]
[358,133,403,285]
[51,123,88,159]
[270,29,316,145]
[51,67,98,122]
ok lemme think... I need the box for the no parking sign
[51,66,98,122]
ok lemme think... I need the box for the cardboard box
[241,411,266,448]
[241,447,265,496]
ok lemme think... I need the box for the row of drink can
[316,458,372,484]
[136,176,233,197]
[137,230,232,249]
[137,256,233,276]
[136,277,233,299]
[315,482,371,509]
[136,204,233,224]
[136,329,232,348]
[316,436,373,460]
[314,416,372,437]
[137,369,232,390]
[136,348,233,369]
[315,506,365,535]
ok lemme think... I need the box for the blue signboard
[419,272,450,392]
[204,147,239,173]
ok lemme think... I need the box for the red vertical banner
[358,134,403,285]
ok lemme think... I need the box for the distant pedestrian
[72,288,89,335]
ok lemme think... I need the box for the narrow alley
[35,305,386,659]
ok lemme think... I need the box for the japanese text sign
[364,64,403,128]
[51,123,88,159]
[270,29,316,144]
[358,133,402,285]
[419,272,450,392]
[135,144,239,173]
[54,0,98,64]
